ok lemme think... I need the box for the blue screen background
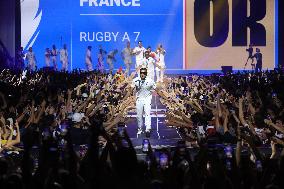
[23,0,184,72]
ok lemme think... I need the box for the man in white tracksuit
[155,44,166,82]
[26,47,37,71]
[85,46,93,71]
[143,51,156,81]
[60,44,68,71]
[45,48,51,67]
[132,41,146,75]
[121,41,133,76]
[51,45,58,71]
[131,67,156,137]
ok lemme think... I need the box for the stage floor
[125,93,182,151]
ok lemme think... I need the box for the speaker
[221,66,232,74]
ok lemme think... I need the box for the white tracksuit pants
[61,59,68,71]
[28,60,36,71]
[147,63,155,81]
[136,96,152,131]
[52,56,58,70]
[156,62,165,82]
[86,58,93,71]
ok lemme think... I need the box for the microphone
[135,80,142,91]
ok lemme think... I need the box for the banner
[184,0,277,70]
[21,0,278,72]
[21,0,183,71]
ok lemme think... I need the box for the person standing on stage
[106,49,118,74]
[16,47,25,71]
[97,45,107,73]
[45,48,51,67]
[133,41,146,73]
[143,50,156,81]
[146,46,156,56]
[60,44,68,71]
[146,46,157,60]
[51,45,59,71]
[85,46,93,71]
[131,67,156,137]
[26,47,37,71]
[245,44,255,70]
[253,48,263,73]
[121,41,133,76]
[155,44,166,82]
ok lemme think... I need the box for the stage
[125,92,182,146]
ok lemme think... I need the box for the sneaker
[137,128,143,135]
[145,130,151,138]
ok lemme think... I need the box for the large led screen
[21,0,278,72]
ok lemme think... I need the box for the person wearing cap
[133,41,146,74]
[131,67,156,137]
[253,48,262,72]
[72,112,84,123]
[85,46,93,71]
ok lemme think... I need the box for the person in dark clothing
[253,48,263,72]
[245,44,255,70]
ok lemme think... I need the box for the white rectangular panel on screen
[184,0,275,70]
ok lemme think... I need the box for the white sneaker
[137,128,143,135]
[145,128,151,133]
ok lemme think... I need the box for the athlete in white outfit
[133,41,146,74]
[51,45,58,71]
[85,46,93,71]
[143,51,156,81]
[131,67,156,137]
[121,41,133,76]
[155,44,166,82]
[60,44,68,71]
[106,49,118,74]
[45,48,51,67]
[97,45,107,73]
[26,47,37,71]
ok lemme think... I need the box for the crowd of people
[0,67,284,188]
